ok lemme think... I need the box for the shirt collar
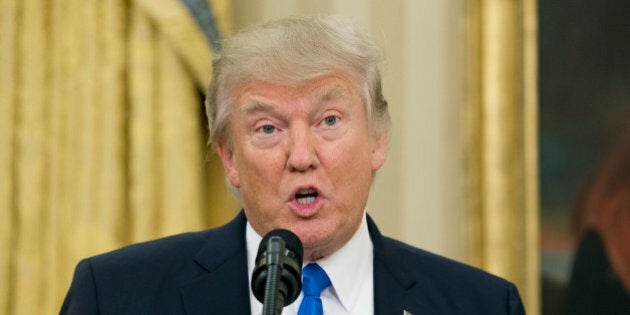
[309,213,373,312]
[246,212,373,313]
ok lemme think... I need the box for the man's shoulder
[88,229,212,268]
[86,212,246,270]
[375,236,525,314]
[76,229,217,294]
[61,214,249,314]
[380,236,517,292]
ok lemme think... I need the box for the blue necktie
[297,263,331,315]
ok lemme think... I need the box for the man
[61,16,525,314]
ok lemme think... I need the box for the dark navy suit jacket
[60,212,525,314]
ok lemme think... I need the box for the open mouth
[295,188,318,205]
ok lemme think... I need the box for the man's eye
[323,116,338,126]
[260,125,276,134]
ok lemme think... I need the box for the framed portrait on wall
[539,0,630,313]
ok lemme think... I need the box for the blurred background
[4,0,625,314]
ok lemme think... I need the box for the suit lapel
[368,215,432,315]
[178,212,434,314]
[179,212,252,315]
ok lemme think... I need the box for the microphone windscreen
[257,229,303,266]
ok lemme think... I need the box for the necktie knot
[302,263,331,296]
[298,263,330,315]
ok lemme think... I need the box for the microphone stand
[262,236,286,315]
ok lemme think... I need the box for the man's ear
[371,129,389,171]
[217,142,241,188]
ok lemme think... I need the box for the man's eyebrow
[241,100,278,114]
[314,86,349,104]
[240,86,349,114]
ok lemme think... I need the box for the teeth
[297,196,316,205]
[295,188,317,205]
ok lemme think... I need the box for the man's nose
[286,125,319,172]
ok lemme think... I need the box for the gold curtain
[464,0,539,314]
[0,0,239,314]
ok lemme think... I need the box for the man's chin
[299,234,340,261]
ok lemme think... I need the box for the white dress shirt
[246,212,374,315]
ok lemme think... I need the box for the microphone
[251,229,303,315]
